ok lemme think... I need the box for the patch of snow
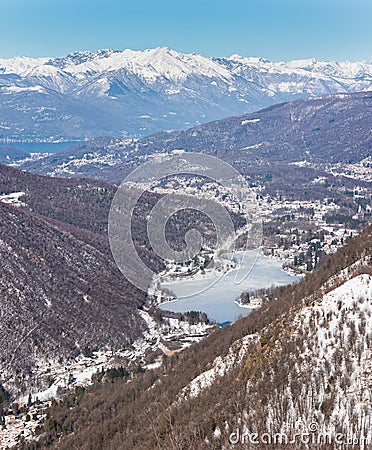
[180,333,257,399]
[0,192,26,207]
[241,118,260,125]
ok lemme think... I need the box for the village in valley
[0,311,213,449]
[0,158,370,448]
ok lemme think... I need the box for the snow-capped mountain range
[0,47,371,141]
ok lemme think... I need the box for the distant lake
[3,141,80,154]
[160,250,299,324]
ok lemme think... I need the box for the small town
[146,169,368,286]
[0,311,213,449]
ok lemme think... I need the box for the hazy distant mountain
[19,92,372,208]
[0,47,371,141]
[0,145,28,164]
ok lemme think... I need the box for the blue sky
[1,0,371,61]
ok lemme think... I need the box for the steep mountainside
[0,47,371,140]
[31,225,372,449]
[0,166,150,397]
[0,163,167,266]
[0,203,146,389]
[0,163,116,236]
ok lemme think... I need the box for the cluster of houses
[0,402,50,449]
[258,195,360,273]
[0,312,213,448]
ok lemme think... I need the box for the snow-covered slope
[173,262,372,448]
[0,47,371,140]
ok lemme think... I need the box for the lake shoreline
[159,250,299,324]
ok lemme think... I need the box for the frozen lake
[160,250,299,324]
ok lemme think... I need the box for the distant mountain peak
[227,54,270,64]
[0,47,371,140]
[150,45,174,53]
[46,48,119,68]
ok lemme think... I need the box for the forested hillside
[27,225,371,449]
[0,166,149,398]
